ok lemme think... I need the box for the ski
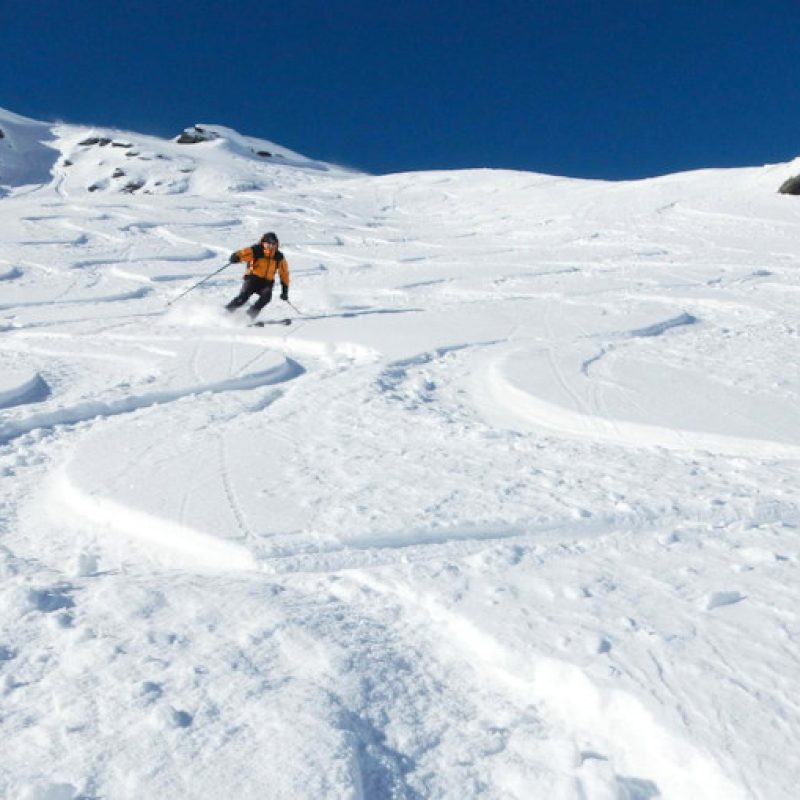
[249,318,292,327]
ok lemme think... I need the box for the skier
[225,232,290,319]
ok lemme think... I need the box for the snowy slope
[0,107,58,190]
[1,106,800,799]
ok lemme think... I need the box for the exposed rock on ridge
[778,175,800,195]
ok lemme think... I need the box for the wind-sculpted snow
[0,361,299,440]
[351,567,748,800]
[480,344,800,458]
[0,343,303,445]
[1,109,800,798]
[0,265,23,281]
[55,469,258,571]
[0,108,58,187]
[626,310,699,338]
[0,369,51,409]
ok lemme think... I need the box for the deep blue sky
[2,0,799,179]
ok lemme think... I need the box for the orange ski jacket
[234,244,290,285]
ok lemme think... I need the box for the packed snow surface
[1,106,799,799]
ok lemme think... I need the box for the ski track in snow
[1,114,800,798]
[0,348,304,445]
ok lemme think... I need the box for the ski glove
[229,252,241,264]
[280,285,289,301]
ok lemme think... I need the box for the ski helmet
[261,232,279,245]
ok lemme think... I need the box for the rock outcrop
[176,126,220,144]
[778,175,800,195]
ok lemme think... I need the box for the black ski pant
[226,275,274,312]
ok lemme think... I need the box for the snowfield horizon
[2,106,799,799]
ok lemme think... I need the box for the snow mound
[0,105,355,197]
[0,106,58,188]
[0,370,50,409]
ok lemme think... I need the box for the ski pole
[282,298,304,316]
[167,262,231,306]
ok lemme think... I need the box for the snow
[1,104,799,798]
[0,107,58,189]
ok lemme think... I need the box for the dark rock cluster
[63,123,284,195]
[176,126,220,144]
[78,137,133,149]
[121,179,146,194]
[79,136,113,147]
[174,126,277,159]
[778,175,800,195]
